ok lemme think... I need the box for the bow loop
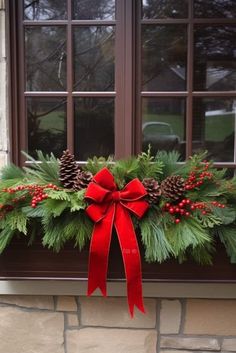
[119,178,148,201]
[93,167,116,191]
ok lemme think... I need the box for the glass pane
[194,0,236,18]
[73,0,115,20]
[142,0,188,19]
[25,27,66,91]
[73,26,115,91]
[142,97,186,159]
[27,98,67,158]
[24,0,67,20]
[74,98,114,160]
[194,26,236,91]
[142,25,187,91]
[192,98,236,162]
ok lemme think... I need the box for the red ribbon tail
[128,279,145,317]
[115,204,145,317]
[87,206,114,298]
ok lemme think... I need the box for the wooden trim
[0,236,235,282]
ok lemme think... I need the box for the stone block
[0,306,64,353]
[160,351,220,353]
[80,297,156,328]
[56,296,77,312]
[0,152,7,168]
[66,328,157,353]
[160,299,181,334]
[67,313,79,327]
[222,338,236,351]
[185,299,236,335]
[160,336,220,350]
[0,295,54,310]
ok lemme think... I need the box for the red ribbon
[85,168,149,316]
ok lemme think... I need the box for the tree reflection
[27,99,67,158]
[26,27,66,91]
[73,26,115,91]
[142,0,188,19]
[194,0,236,18]
[24,0,67,20]
[73,0,115,20]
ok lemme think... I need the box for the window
[8,0,236,168]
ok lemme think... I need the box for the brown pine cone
[59,150,79,189]
[73,170,93,191]
[142,177,161,204]
[161,175,185,201]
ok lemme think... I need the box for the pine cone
[142,178,161,204]
[59,150,79,189]
[161,175,185,201]
[73,170,93,191]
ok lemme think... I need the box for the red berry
[175,207,180,213]
[190,205,195,210]
[175,218,181,224]
[165,203,170,209]
[186,199,191,204]
[178,202,184,208]
[185,212,190,217]
[169,208,175,214]
[202,210,207,215]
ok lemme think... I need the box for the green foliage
[0,209,28,235]
[23,150,59,185]
[0,150,236,267]
[140,210,173,263]
[196,211,222,228]
[165,218,211,256]
[42,211,92,252]
[213,207,236,225]
[155,150,181,179]
[189,242,215,265]
[137,149,163,180]
[0,163,25,180]
[112,158,140,188]
[0,228,15,254]
[85,156,113,175]
[216,226,236,263]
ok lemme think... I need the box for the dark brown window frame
[3,0,236,282]
[7,0,236,167]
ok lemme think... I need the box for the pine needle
[23,150,60,185]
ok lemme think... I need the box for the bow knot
[111,191,120,202]
[85,168,149,316]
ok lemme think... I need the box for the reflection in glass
[142,98,186,159]
[142,0,188,19]
[25,27,66,91]
[73,27,115,91]
[142,25,187,91]
[27,98,67,157]
[192,98,236,162]
[194,0,236,18]
[24,0,67,20]
[194,26,236,91]
[73,0,115,20]
[74,98,114,160]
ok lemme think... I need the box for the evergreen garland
[1,149,236,265]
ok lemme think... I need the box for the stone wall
[0,295,235,352]
[0,0,8,169]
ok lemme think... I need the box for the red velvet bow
[85,167,149,316]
